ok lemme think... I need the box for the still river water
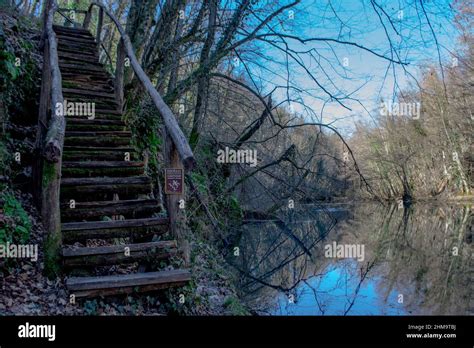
[228,203,473,315]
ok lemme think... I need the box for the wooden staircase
[54,25,190,298]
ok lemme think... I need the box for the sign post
[165,168,184,195]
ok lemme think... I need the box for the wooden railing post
[83,6,92,29]
[32,43,51,208]
[163,129,189,265]
[115,38,125,110]
[33,0,53,208]
[96,7,103,45]
[41,0,65,278]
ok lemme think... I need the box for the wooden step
[56,32,95,42]
[62,240,177,267]
[59,53,100,65]
[62,161,144,177]
[56,31,95,40]
[61,175,150,186]
[62,217,169,241]
[91,111,123,121]
[58,41,97,53]
[66,131,131,137]
[66,124,125,132]
[59,59,103,68]
[64,138,130,147]
[61,198,159,221]
[62,80,114,93]
[67,118,125,126]
[59,62,104,73]
[57,34,97,45]
[62,72,112,82]
[63,146,138,161]
[66,269,191,298]
[63,88,116,100]
[53,25,93,35]
[60,176,152,199]
[57,42,98,53]
[61,71,109,80]
[58,46,98,58]
[66,118,125,132]
[64,133,131,147]
[64,145,134,152]
[63,99,119,111]
[94,108,122,116]
[58,48,98,57]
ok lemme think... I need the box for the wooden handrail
[56,8,79,27]
[58,7,88,14]
[44,0,65,162]
[83,1,196,171]
[96,6,103,44]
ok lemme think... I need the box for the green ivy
[0,191,31,245]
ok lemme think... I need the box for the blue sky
[239,0,462,134]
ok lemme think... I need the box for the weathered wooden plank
[64,136,131,147]
[62,218,169,242]
[70,280,189,298]
[66,118,124,125]
[62,217,169,231]
[54,24,91,34]
[63,149,138,162]
[67,269,190,292]
[60,183,152,199]
[61,198,159,221]
[62,160,144,178]
[61,176,151,186]
[55,31,94,40]
[58,53,100,65]
[56,31,94,40]
[62,88,116,99]
[93,108,122,116]
[66,125,125,132]
[64,145,133,152]
[62,241,177,267]
[61,72,112,83]
[59,62,104,72]
[56,34,97,45]
[63,240,176,257]
[57,39,97,48]
[65,131,131,137]
[58,47,98,57]
[63,161,143,168]
[62,165,144,178]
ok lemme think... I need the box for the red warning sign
[165,168,184,195]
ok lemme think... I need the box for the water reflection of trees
[231,203,472,315]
